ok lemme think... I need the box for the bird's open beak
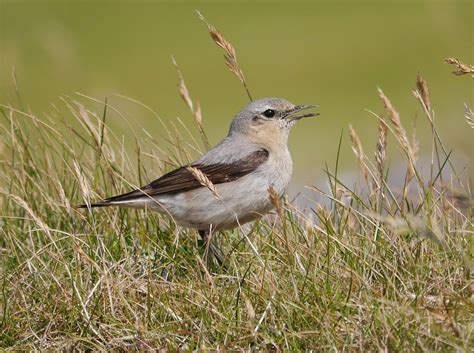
[284,104,320,121]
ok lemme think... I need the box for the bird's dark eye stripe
[263,109,276,118]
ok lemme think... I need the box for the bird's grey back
[198,135,264,165]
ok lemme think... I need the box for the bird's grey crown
[228,97,295,136]
[242,97,294,114]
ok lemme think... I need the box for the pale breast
[265,146,293,195]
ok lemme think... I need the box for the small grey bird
[79,97,318,264]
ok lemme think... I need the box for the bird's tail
[77,187,150,209]
[77,201,114,209]
[77,190,149,209]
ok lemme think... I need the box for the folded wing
[78,148,269,207]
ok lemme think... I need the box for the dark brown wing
[99,148,269,204]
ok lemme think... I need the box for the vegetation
[1,16,472,352]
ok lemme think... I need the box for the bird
[79,97,319,266]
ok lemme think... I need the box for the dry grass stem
[411,123,419,163]
[445,57,474,76]
[375,119,388,179]
[377,88,417,176]
[348,124,364,161]
[349,124,374,189]
[172,57,209,149]
[464,104,474,129]
[10,194,51,237]
[73,159,92,203]
[194,100,202,126]
[186,166,220,199]
[268,186,283,219]
[196,10,253,101]
[173,60,194,113]
[416,74,431,111]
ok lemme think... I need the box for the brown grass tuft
[10,194,52,238]
[268,186,283,219]
[73,159,92,204]
[375,119,388,179]
[348,124,364,161]
[415,74,431,111]
[445,57,474,76]
[464,104,474,129]
[377,88,417,177]
[186,166,220,199]
[172,57,209,148]
[196,10,253,101]
[349,125,374,192]
[173,58,194,113]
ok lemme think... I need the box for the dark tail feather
[77,189,144,209]
[77,201,113,209]
[77,187,146,209]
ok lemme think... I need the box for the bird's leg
[198,229,211,268]
[198,229,225,269]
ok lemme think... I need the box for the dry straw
[73,159,92,204]
[445,57,474,76]
[197,10,253,101]
[375,119,388,179]
[377,88,417,179]
[10,194,51,238]
[186,166,220,199]
[268,185,283,219]
[464,104,474,129]
[172,57,209,149]
[348,124,364,161]
[348,124,374,189]
[174,58,194,113]
[415,74,431,111]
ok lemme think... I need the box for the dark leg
[198,229,225,268]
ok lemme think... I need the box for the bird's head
[228,97,319,145]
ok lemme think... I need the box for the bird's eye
[263,109,276,118]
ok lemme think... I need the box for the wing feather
[99,148,269,204]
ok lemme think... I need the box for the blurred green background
[1,0,472,187]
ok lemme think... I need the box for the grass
[1,24,473,351]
